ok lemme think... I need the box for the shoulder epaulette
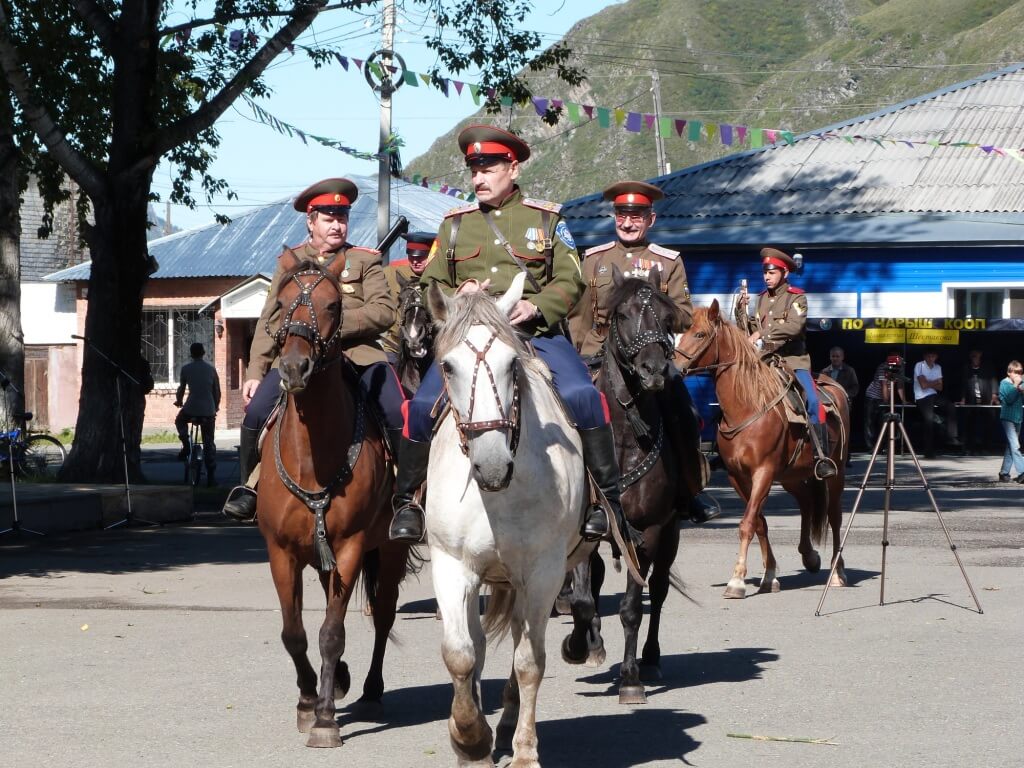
[786,286,805,294]
[758,289,769,296]
[444,203,479,218]
[347,246,381,256]
[583,242,616,257]
[647,243,679,260]
[522,198,563,214]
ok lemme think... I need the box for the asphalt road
[1,452,1022,768]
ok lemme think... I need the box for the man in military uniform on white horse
[735,247,837,479]
[387,124,638,549]
[569,180,719,524]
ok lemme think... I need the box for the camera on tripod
[884,354,904,379]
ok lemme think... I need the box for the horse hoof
[723,580,747,599]
[758,578,781,594]
[585,645,607,668]
[618,685,647,705]
[334,662,350,699]
[803,552,822,573]
[561,634,587,665]
[553,595,572,615]
[296,707,315,734]
[639,664,662,683]
[306,725,343,748]
[829,569,848,587]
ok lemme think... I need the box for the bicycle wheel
[17,434,67,481]
[189,445,203,487]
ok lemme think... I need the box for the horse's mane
[691,307,783,409]
[607,276,683,331]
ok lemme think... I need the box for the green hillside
[403,0,1024,204]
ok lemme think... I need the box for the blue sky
[153,1,620,231]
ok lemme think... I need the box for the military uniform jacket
[735,281,811,370]
[381,262,416,355]
[245,241,395,381]
[418,187,584,337]
[568,240,693,357]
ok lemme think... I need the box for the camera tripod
[816,373,983,615]
[0,369,44,538]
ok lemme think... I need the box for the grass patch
[55,428,75,445]
[141,430,180,444]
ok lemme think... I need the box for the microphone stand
[0,370,44,538]
[72,336,158,529]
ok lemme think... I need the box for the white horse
[425,272,594,768]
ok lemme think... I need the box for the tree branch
[0,6,105,200]
[73,0,116,49]
[158,1,368,37]
[149,3,327,165]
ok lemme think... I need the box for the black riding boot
[388,437,430,542]
[386,428,404,464]
[811,423,837,479]
[579,425,641,546]
[222,426,260,522]
[688,491,722,524]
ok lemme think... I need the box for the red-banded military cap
[760,247,797,272]
[401,230,437,254]
[458,124,531,164]
[602,180,664,210]
[293,177,359,215]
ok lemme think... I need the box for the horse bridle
[441,331,522,458]
[399,284,431,352]
[610,284,673,375]
[270,267,343,368]
[674,321,731,376]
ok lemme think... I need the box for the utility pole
[650,70,669,177]
[377,0,396,259]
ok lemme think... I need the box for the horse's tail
[361,548,380,611]
[481,586,516,642]
[810,478,829,545]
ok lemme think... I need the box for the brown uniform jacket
[245,241,395,381]
[381,262,416,356]
[418,187,583,337]
[568,240,693,357]
[735,282,811,370]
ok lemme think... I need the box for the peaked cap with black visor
[294,178,359,217]
[458,125,531,165]
[602,180,664,212]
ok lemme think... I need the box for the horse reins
[609,285,673,376]
[270,267,344,370]
[441,331,522,458]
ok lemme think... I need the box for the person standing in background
[821,346,859,465]
[996,360,1024,483]
[957,349,999,454]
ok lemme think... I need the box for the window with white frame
[141,308,214,384]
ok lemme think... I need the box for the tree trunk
[59,179,153,482]
[0,89,24,430]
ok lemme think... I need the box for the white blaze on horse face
[444,324,517,490]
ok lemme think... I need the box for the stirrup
[222,485,257,522]
[814,458,838,480]
[581,503,609,542]
[388,503,426,543]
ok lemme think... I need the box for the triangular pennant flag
[643,114,655,130]
[551,99,562,110]
[567,102,580,123]
[412,174,422,184]
[736,125,747,144]
[532,97,549,117]
[582,104,594,119]
[368,61,384,80]
[674,119,687,136]
[453,80,464,95]
[419,73,431,86]
[295,129,307,145]
[403,70,418,86]
[352,58,363,70]
[333,52,349,71]
[781,131,795,145]
[500,96,513,107]
[597,107,610,128]
[439,79,449,97]
[486,87,496,99]
[705,122,718,143]
[625,112,642,132]
[387,65,397,74]
[659,117,673,137]
[614,108,626,126]
[751,129,764,148]
[720,124,733,146]
[764,129,778,144]
[440,185,449,194]
[469,84,480,104]
[687,120,702,142]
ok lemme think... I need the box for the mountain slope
[404,0,1024,204]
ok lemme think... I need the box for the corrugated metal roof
[563,63,1024,244]
[45,175,457,282]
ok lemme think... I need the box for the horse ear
[708,298,720,323]
[612,263,625,287]
[426,281,450,323]
[648,265,661,289]
[280,248,301,270]
[496,272,526,317]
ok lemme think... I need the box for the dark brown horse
[258,252,412,747]
[563,267,687,704]
[675,300,849,598]
[395,273,433,395]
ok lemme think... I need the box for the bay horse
[395,272,433,395]
[674,300,849,598]
[425,272,596,768]
[258,251,413,747]
[562,267,687,705]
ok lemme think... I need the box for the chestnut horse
[258,252,413,747]
[562,268,686,705]
[675,300,849,598]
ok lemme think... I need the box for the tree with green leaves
[0,1,580,481]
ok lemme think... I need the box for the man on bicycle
[174,342,220,486]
